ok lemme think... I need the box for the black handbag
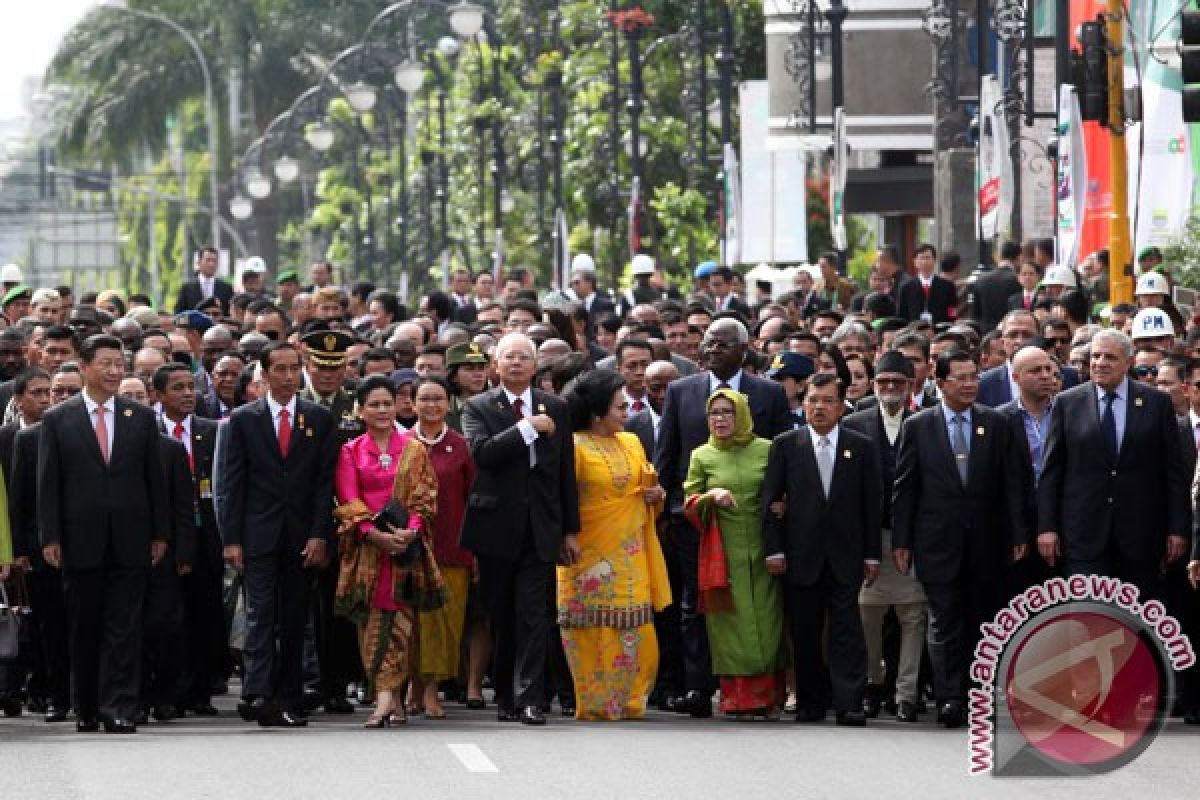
[0,582,19,662]
[373,500,422,566]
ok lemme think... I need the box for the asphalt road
[1,695,1198,799]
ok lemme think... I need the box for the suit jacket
[712,294,752,320]
[761,425,882,587]
[892,404,1026,583]
[978,362,1081,408]
[654,372,792,510]
[450,296,479,325]
[301,385,363,448]
[459,387,580,563]
[215,397,337,557]
[996,401,1040,542]
[163,415,222,574]
[159,435,198,571]
[37,395,169,570]
[175,277,233,314]
[896,274,958,324]
[8,423,39,564]
[625,408,657,462]
[969,265,1022,331]
[842,405,912,530]
[1038,381,1190,564]
[1006,288,1044,312]
[0,420,18,486]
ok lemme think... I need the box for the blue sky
[0,0,93,123]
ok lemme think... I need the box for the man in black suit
[1038,329,1190,597]
[762,373,882,726]
[154,363,225,717]
[892,349,1026,729]
[896,243,957,325]
[707,266,753,319]
[978,310,1081,407]
[968,240,1022,331]
[569,265,616,340]
[216,342,337,727]
[38,335,169,733]
[175,246,234,315]
[460,333,580,725]
[654,318,791,716]
[843,351,928,723]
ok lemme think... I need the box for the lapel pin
[446,445,453,453]
[1135,397,1144,407]
[306,429,313,437]
[123,409,132,417]
[842,450,852,459]
[538,403,546,413]
[976,426,985,436]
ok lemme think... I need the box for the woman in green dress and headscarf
[683,388,786,718]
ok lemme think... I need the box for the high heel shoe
[363,712,392,729]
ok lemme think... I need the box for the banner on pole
[1056,84,1088,270]
[831,106,848,252]
[978,76,1013,241]
[722,143,742,266]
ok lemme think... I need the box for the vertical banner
[978,76,1013,240]
[627,176,642,260]
[1071,0,1112,263]
[1057,84,1088,270]
[721,143,742,266]
[830,107,848,251]
[739,81,808,264]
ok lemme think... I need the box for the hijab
[706,387,755,451]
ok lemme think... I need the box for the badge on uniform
[123,409,133,417]
[538,404,546,413]
[843,450,852,459]
[1135,398,1144,407]
[199,478,213,499]
[976,426,985,436]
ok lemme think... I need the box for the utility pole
[1105,0,1132,305]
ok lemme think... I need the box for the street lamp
[245,169,272,199]
[274,155,300,184]
[99,0,221,249]
[345,81,378,113]
[437,36,461,57]
[393,60,425,94]
[305,122,335,152]
[229,193,253,220]
[448,2,485,38]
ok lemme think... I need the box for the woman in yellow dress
[558,369,672,720]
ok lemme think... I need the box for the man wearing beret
[277,270,301,309]
[299,329,363,715]
[1,285,32,322]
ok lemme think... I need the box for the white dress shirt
[709,370,744,394]
[503,386,537,467]
[163,413,193,459]
[266,393,298,438]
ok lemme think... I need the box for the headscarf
[706,387,754,450]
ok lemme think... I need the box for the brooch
[976,426,985,436]
[306,429,313,437]
[1135,398,1144,407]
[379,454,393,469]
[123,409,133,417]
[297,414,306,429]
[446,445,453,453]
[842,450,852,459]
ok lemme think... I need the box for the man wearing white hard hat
[1040,265,1076,300]
[0,263,23,293]
[620,253,677,316]
[240,256,269,297]
[568,253,614,337]
[1134,270,1186,333]
[1131,307,1176,351]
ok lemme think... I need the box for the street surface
[1,694,1197,799]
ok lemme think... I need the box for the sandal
[363,712,392,729]
[387,710,408,725]
[424,707,447,720]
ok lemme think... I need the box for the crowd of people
[0,237,1196,734]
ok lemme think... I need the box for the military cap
[277,269,299,284]
[447,341,490,368]
[764,351,815,381]
[301,329,356,368]
[1,285,31,306]
[175,309,215,332]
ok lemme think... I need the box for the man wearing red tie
[617,339,654,414]
[896,244,957,324]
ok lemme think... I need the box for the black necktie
[1101,392,1118,456]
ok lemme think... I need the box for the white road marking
[448,743,499,773]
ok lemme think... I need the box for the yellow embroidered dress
[557,431,671,720]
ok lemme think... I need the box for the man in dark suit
[1038,329,1190,597]
[979,310,1080,407]
[299,330,364,715]
[762,373,882,726]
[460,333,580,725]
[38,334,169,733]
[707,266,753,319]
[843,351,927,723]
[654,318,791,716]
[154,363,225,717]
[968,240,1022,331]
[174,246,234,315]
[892,349,1026,729]
[569,266,616,340]
[895,244,957,325]
[216,342,337,727]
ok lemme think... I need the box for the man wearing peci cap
[2,285,32,322]
[765,351,816,429]
[298,329,364,714]
[277,270,301,310]
[176,246,234,315]
[446,342,490,432]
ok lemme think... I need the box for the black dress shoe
[238,697,268,722]
[896,701,919,723]
[669,694,691,714]
[519,706,547,725]
[132,708,149,726]
[189,702,219,717]
[794,707,826,723]
[465,697,486,710]
[1,696,22,717]
[937,702,964,729]
[862,685,883,719]
[1185,709,1200,725]
[44,707,70,723]
[560,705,576,717]
[324,697,354,714]
[259,708,307,728]
[680,690,713,718]
[151,705,177,722]
[103,718,137,734]
[836,710,867,727]
[301,690,322,712]
[496,708,519,722]
[76,717,99,733]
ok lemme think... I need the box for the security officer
[764,351,816,428]
[446,341,491,433]
[298,329,363,713]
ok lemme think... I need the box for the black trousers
[1064,556,1162,603]
[315,559,361,700]
[922,575,1000,706]
[787,565,867,714]
[142,557,184,708]
[652,513,684,698]
[241,548,311,712]
[667,513,715,695]
[64,564,146,721]
[28,569,71,710]
[478,538,553,713]
[180,554,227,705]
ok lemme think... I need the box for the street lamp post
[715,0,736,147]
[101,0,221,250]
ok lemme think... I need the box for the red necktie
[512,397,524,421]
[93,406,109,464]
[632,399,645,413]
[173,421,194,473]
[1024,292,1031,310]
[278,408,292,458]
[922,282,931,301]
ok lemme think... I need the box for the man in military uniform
[446,341,491,433]
[299,330,363,713]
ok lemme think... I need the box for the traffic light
[1183,10,1200,122]
[1072,17,1108,123]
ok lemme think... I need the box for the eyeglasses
[1133,365,1158,378]
[1048,337,1070,345]
[1003,330,1035,340]
[702,338,737,351]
[51,387,81,398]
[706,409,735,419]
